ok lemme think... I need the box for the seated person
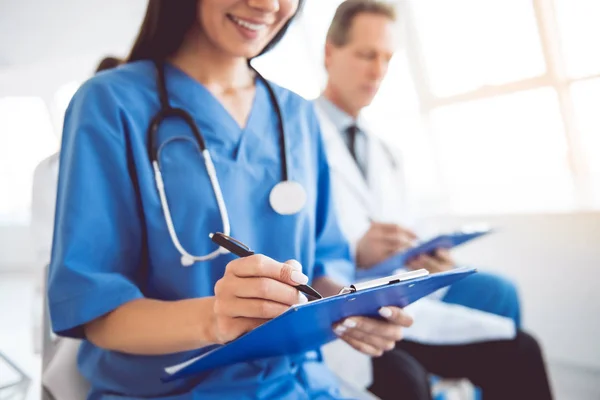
[315,1,553,399]
[44,2,413,399]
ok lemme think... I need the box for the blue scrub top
[48,61,355,399]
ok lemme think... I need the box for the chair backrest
[42,265,90,400]
[42,338,90,400]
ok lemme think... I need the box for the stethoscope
[147,60,307,266]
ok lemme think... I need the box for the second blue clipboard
[163,266,476,382]
[357,227,493,280]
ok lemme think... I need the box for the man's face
[325,12,397,113]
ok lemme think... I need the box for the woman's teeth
[229,15,266,32]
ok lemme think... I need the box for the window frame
[400,0,600,213]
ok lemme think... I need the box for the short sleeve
[48,78,144,338]
[310,109,355,286]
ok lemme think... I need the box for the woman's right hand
[212,255,309,344]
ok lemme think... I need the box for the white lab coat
[315,99,516,389]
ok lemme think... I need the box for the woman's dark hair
[95,56,123,73]
[127,0,305,63]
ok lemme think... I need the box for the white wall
[0,227,34,271]
[430,212,600,370]
[0,0,146,68]
[0,57,133,274]
[0,0,148,272]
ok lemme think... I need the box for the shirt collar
[316,95,366,133]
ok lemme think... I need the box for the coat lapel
[314,102,374,213]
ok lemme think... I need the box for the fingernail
[379,307,393,318]
[286,261,303,271]
[343,319,357,328]
[298,292,308,304]
[334,325,347,336]
[291,270,309,285]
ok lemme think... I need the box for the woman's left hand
[333,306,413,357]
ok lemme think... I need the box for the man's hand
[406,248,455,274]
[356,222,417,269]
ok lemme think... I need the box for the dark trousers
[368,331,553,400]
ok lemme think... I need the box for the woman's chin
[225,44,267,60]
[221,35,275,59]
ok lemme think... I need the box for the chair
[0,351,31,400]
[41,338,88,400]
[41,264,89,400]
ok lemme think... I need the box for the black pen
[209,232,323,300]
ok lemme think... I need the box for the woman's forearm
[84,297,216,355]
[84,277,343,355]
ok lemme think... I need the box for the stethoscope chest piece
[269,180,307,215]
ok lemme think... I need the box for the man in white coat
[316,1,553,400]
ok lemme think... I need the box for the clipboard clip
[338,269,429,295]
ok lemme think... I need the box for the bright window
[363,53,442,211]
[297,0,346,79]
[252,21,322,99]
[429,88,575,214]
[410,0,546,97]
[570,78,600,204]
[554,0,600,78]
[403,0,600,214]
[0,97,57,225]
[570,78,600,174]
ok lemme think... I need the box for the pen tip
[302,285,323,299]
[208,233,214,239]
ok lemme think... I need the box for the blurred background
[0,0,598,398]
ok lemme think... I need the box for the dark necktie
[346,124,359,163]
[345,124,366,177]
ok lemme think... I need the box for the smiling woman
[45,0,412,399]
[128,0,301,61]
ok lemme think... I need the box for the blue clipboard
[162,266,476,381]
[357,226,493,280]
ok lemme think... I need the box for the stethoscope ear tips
[180,255,195,267]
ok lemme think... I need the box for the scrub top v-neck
[162,62,267,164]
